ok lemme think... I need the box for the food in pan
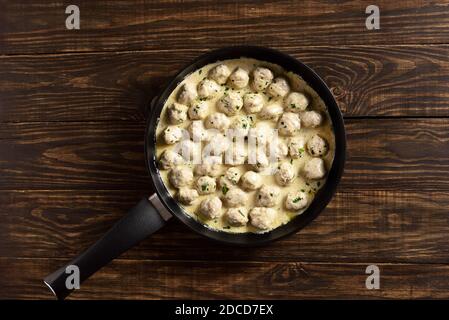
[155,58,335,233]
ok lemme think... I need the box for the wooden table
[1,0,449,299]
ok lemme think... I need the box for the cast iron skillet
[44,46,346,299]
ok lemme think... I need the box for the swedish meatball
[275,162,296,186]
[163,126,183,144]
[249,149,270,172]
[209,64,231,84]
[225,167,242,184]
[196,176,217,195]
[284,92,309,112]
[216,91,243,116]
[177,83,197,105]
[225,207,249,226]
[204,112,230,132]
[224,188,247,207]
[301,110,322,128]
[159,150,184,170]
[169,167,193,188]
[188,120,208,141]
[229,115,251,137]
[243,93,264,114]
[252,67,274,91]
[240,171,262,190]
[197,79,220,99]
[204,134,230,156]
[259,102,284,120]
[288,136,305,158]
[278,112,301,136]
[256,185,280,207]
[167,102,188,124]
[177,139,200,162]
[199,196,222,219]
[267,77,290,98]
[267,139,288,161]
[188,101,208,120]
[249,207,276,230]
[177,187,199,205]
[285,191,308,211]
[306,134,328,157]
[303,157,326,180]
[194,156,222,177]
[228,67,249,89]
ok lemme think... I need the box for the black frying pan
[44,46,346,299]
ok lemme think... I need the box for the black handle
[44,195,171,300]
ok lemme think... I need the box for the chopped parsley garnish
[222,185,229,195]
[201,184,208,191]
[293,197,302,203]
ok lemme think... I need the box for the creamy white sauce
[155,58,335,233]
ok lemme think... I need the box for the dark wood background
[1,0,449,299]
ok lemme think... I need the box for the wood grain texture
[1,189,449,264]
[1,1,449,54]
[2,257,449,299]
[1,45,449,121]
[0,119,448,191]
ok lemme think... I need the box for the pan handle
[43,194,172,300]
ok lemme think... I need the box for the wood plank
[0,119,448,191]
[1,257,449,299]
[1,46,449,121]
[1,189,449,264]
[1,1,449,54]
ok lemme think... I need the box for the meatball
[167,102,188,124]
[197,78,220,99]
[278,112,301,136]
[177,187,199,205]
[188,101,208,120]
[229,115,251,137]
[301,110,323,128]
[252,67,274,91]
[259,102,284,121]
[256,185,280,207]
[159,150,184,170]
[267,77,290,98]
[249,207,276,230]
[224,188,247,207]
[267,139,288,161]
[204,112,230,132]
[204,134,230,156]
[285,191,308,211]
[288,136,305,158]
[248,123,272,147]
[194,156,222,177]
[176,139,200,162]
[228,67,249,89]
[306,134,328,157]
[209,64,231,85]
[188,120,209,141]
[169,167,194,188]
[303,157,326,180]
[240,171,262,190]
[243,93,264,114]
[163,126,183,144]
[225,207,249,227]
[284,92,309,112]
[249,149,270,172]
[199,196,223,220]
[216,91,243,116]
[275,162,296,186]
[196,176,217,195]
[177,83,197,105]
[225,167,242,184]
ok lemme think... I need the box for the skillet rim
[145,46,346,246]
